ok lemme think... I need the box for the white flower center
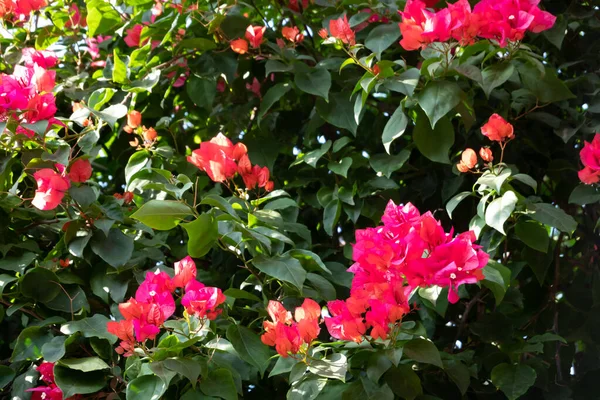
[149,290,156,296]
[450,273,457,279]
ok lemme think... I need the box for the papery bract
[31,168,70,210]
[481,114,514,142]
[329,15,355,45]
[172,256,197,288]
[68,158,92,183]
[245,25,266,48]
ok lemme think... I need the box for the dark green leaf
[308,353,347,381]
[226,325,271,376]
[316,93,358,136]
[11,327,53,362]
[413,112,455,164]
[187,75,217,110]
[59,357,110,372]
[295,67,331,101]
[258,83,292,121]
[528,203,577,234]
[131,200,194,230]
[252,254,306,291]
[200,368,237,400]
[126,375,167,400]
[418,81,462,128]
[90,228,134,268]
[181,213,218,258]
[515,220,549,253]
[491,363,536,400]
[20,267,61,303]
[60,314,117,343]
[402,338,443,368]
[569,184,600,205]
[381,107,408,154]
[328,157,352,178]
[365,24,401,59]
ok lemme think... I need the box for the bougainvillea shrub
[1,0,599,399]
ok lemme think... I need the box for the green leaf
[413,112,455,164]
[316,93,358,136]
[306,273,336,301]
[0,252,36,273]
[477,169,513,193]
[367,352,392,383]
[187,75,216,110]
[200,368,237,400]
[365,24,401,59]
[11,366,39,399]
[0,365,15,390]
[328,157,352,178]
[88,88,116,110]
[288,376,327,400]
[418,81,462,128]
[200,194,240,220]
[481,63,514,98]
[131,200,194,230]
[226,325,271,376]
[382,106,408,154]
[59,357,110,372]
[304,140,332,168]
[125,151,150,185]
[258,83,292,121]
[90,104,127,128]
[60,314,117,343]
[491,363,537,400]
[515,220,549,253]
[519,66,575,103]
[126,375,167,400]
[295,67,331,101]
[20,267,61,303]
[444,360,470,396]
[528,203,577,234]
[69,185,97,209]
[112,50,128,84]
[384,365,423,400]
[383,68,420,97]
[90,228,134,268]
[308,353,347,382]
[323,199,341,237]
[543,15,568,49]
[41,336,67,362]
[528,332,566,344]
[482,261,511,305]
[86,0,121,36]
[11,327,53,362]
[446,191,471,219]
[511,173,537,192]
[223,288,261,302]
[569,184,600,205]
[181,213,218,258]
[163,358,202,388]
[485,191,518,235]
[253,254,307,291]
[402,338,443,368]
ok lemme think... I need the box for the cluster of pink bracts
[578,134,600,185]
[26,362,80,400]
[399,0,556,50]
[0,48,59,138]
[107,257,225,357]
[325,201,489,343]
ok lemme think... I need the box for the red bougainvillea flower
[230,38,248,54]
[107,319,136,356]
[578,134,600,184]
[288,0,310,12]
[172,256,197,288]
[64,3,84,29]
[31,168,70,210]
[68,158,92,183]
[127,110,142,129]
[318,28,328,39]
[398,0,431,50]
[479,147,493,162]
[26,384,63,400]
[187,133,240,182]
[261,299,321,357]
[282,26,304,43]
[329,15,355,45]
[246,77,261,98]
[324,299,366,343]
[245,25,266,48]
[481,114,514,142]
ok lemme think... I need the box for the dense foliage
[1,0,599,399]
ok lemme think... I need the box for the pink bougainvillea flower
[26,384,63,400]
[172,256,197,288]
[124,25,144,47]
[37,362,55,384]
[288,0,310,12]
[479,147,493,162]
[481,114,514,142]
[246,77,261,98]
[324,300,366,343]
[245,25,266,48]
[64,3,84,29]
[68,158,92,183]
[21,48,58,68]
[329,15,355,45]
[578,134,600,184]
[31,168,70,210]
[181,285,226,320]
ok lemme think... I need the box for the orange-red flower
[282,26,304,43]
[31,168,70,210]
[481,114,514,142]
[245,25,266,48]
[461,148,477,169]
[329,15,355,45]
[318,28,328,39]
[479,147,493,162]
[230,38,248,54]
[68,158,92,183]
[127,110,142,128]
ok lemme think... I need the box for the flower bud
[479,147,493,162]
[461,148,477,169]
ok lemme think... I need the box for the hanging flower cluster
[124,110,159,149]
[261,299,321,357]
[107,257,225,357]
[457,114,513,173]
[399,0,556,50]
[1,48,59,137]
[325,201,489,342]
[188,133,274,192]
[26,362,81,400]
[578,133,600,185]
